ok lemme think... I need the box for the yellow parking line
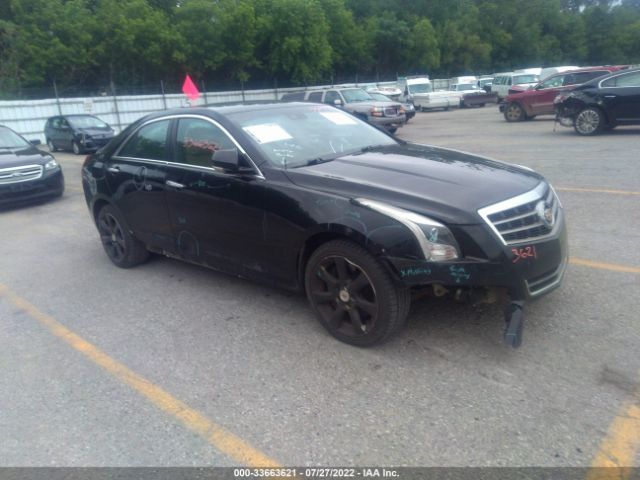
[556,187,640,196]
[0,283,280,467]
[586,395,640,479]
[570,258,640,274]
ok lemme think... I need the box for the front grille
[478,182,560,245]
[384,107,399,116]
[0,165,43,185]
[526,256,567,296]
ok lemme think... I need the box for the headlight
[354,198,459,261]
[370,107,384,117]
[44,158,59,170]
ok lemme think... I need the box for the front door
[164,116,268,278]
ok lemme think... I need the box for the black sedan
[45,114,115,154]
[0,125,64,206]
[554,67,640,135]
[82,103,567,347]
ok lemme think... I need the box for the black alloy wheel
[504,102,525,122]
[97,205,149,268]
[305,240,410,346]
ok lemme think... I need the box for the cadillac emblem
[535,201,555,228]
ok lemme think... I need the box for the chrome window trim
[114,114,265,180]
[0,164,44,184]
[477,182,561,246]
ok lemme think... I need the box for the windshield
[408,83,432,94]
[228,105,397,169]
[513,74,539,85]
[455,84,479,91]
[0,127,31,149]
[340,89,374,103]
[67,116,109,129]
[369,92,392,102]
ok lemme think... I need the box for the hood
[284,143,542,225]
[347,100,402,108]
[76,127,114,137]
[0,145,54,169]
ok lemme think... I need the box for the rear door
[105,118,175,250]
[600,71,640,122]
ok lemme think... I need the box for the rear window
[281,92,305,101]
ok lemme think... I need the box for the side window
[324,91,340,105]
[308,91,323,102]
[541,75,564,88]
[601,72,640,88]
[615,72,640,87]
[119,120,170,160]
[507,77,512,86]
[176,118,235,168]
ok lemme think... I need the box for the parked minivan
[491,73,540,100]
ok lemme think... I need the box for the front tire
[574,107,604,136]
[72,140,83,155]
[96,204,149,268]
[47,138,57,152]
[305,240,410,347]
[504,102,525,122]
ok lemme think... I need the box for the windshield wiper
[359,144,396,153]
[291,156,336,168]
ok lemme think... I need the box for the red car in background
[501,66,629,122]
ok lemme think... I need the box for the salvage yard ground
[0,106,639,467]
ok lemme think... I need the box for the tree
[407,18,440,72]
[254,0,332,83]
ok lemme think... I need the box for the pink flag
[182,74,200,101]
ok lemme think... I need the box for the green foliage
[1,0,639,94]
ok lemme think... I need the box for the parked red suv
[501,66,628,122]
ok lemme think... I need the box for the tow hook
[504,301,525,348]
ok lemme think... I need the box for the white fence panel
[0,79,448,143]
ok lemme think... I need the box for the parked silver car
[281,87,406,133]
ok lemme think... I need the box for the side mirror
[333,99,343,106]
[30,139,41,146]
[211,148,240,172]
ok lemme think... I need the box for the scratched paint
[449,265,471,283]
[400,267,432,277]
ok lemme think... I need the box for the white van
[491,72,540,100]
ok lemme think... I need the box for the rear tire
[305,239,410,347]
[574,107,604,136]
[96,204,149,268]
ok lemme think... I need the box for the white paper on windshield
[320,111,357,125]
[243,124,292,144]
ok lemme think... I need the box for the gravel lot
[0,106,638,467]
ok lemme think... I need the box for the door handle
[604,95,617,98]
[107,166,120,173]
[165,180,185,189]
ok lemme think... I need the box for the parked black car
[82,104,567,347]
[0,125,64,206]
[554,68,640,135]
[45,114,115,154]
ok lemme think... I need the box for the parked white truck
[397,76,460,111]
